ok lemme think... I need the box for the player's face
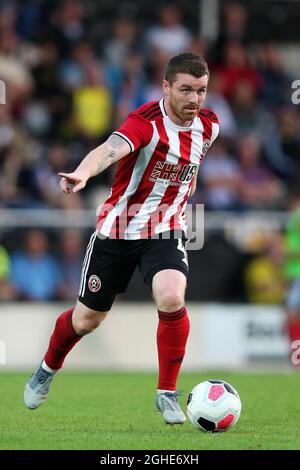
[163,73,208,124]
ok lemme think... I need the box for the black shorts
[78,231,189,311]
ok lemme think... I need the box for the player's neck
[164,99,193,127]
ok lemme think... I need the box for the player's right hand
[59,171,89,194]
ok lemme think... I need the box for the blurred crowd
[0,0,300,302]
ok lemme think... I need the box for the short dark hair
[164,52,209,85]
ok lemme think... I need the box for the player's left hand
[58,171,89,194]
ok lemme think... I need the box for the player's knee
[156,292,184,312]
[73,317,101,335]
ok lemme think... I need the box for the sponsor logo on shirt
[149,162,197,185]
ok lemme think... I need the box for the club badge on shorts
[88,274,101,292]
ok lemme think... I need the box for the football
[187,380,241,432]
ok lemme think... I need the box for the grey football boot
[24,363,55,409]
[156,390,186,425]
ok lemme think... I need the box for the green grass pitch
[0,371,299,450]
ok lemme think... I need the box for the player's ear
[163,79,170,96]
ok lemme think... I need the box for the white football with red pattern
[187,380,241,432]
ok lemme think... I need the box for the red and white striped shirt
[97,98,219,239]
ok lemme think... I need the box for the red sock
[287,318,300,368]
[157,306,190,391]
[287,318,300,343]
[44,308,82,370]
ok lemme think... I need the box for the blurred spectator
[0,104,40,209]
[144,47,169,102]
[222,2,248,43]
[214,2,249,61]
[59,41,113,139]
[51,0,86,57]
[198,138,242,210]
[35,143,82,209]
[16,0,42,41]
[145,4,192,57]
[258,43,292,110]
[10,230,63,301]
[0,102,36,157]
[237,134,284,209]
[0,2,16,31]
[30,39,67,138]
[58,229,84,299]
[73,66,112,139]
[0,243,13,300]
[205,72,237,139]
[0,105,15,152]
[283,193,300,355]
[104,16,138,70]
[189,36,207,58]
[244,232,285,304]
[231,80,264,135]
[0,1,40,70]
[263,107,300,184]
[114,51,147,126]
[0,27,33,109]
[59,41,99,92]
[217,41,262,102]
[0,146,42,208]
[0,243,10,280]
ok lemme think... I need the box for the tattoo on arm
[107,135,127,154]
[95,134,129,173]
[107,135,126,147]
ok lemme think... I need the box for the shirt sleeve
[113,112,154,153]
[209,110,220,145]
